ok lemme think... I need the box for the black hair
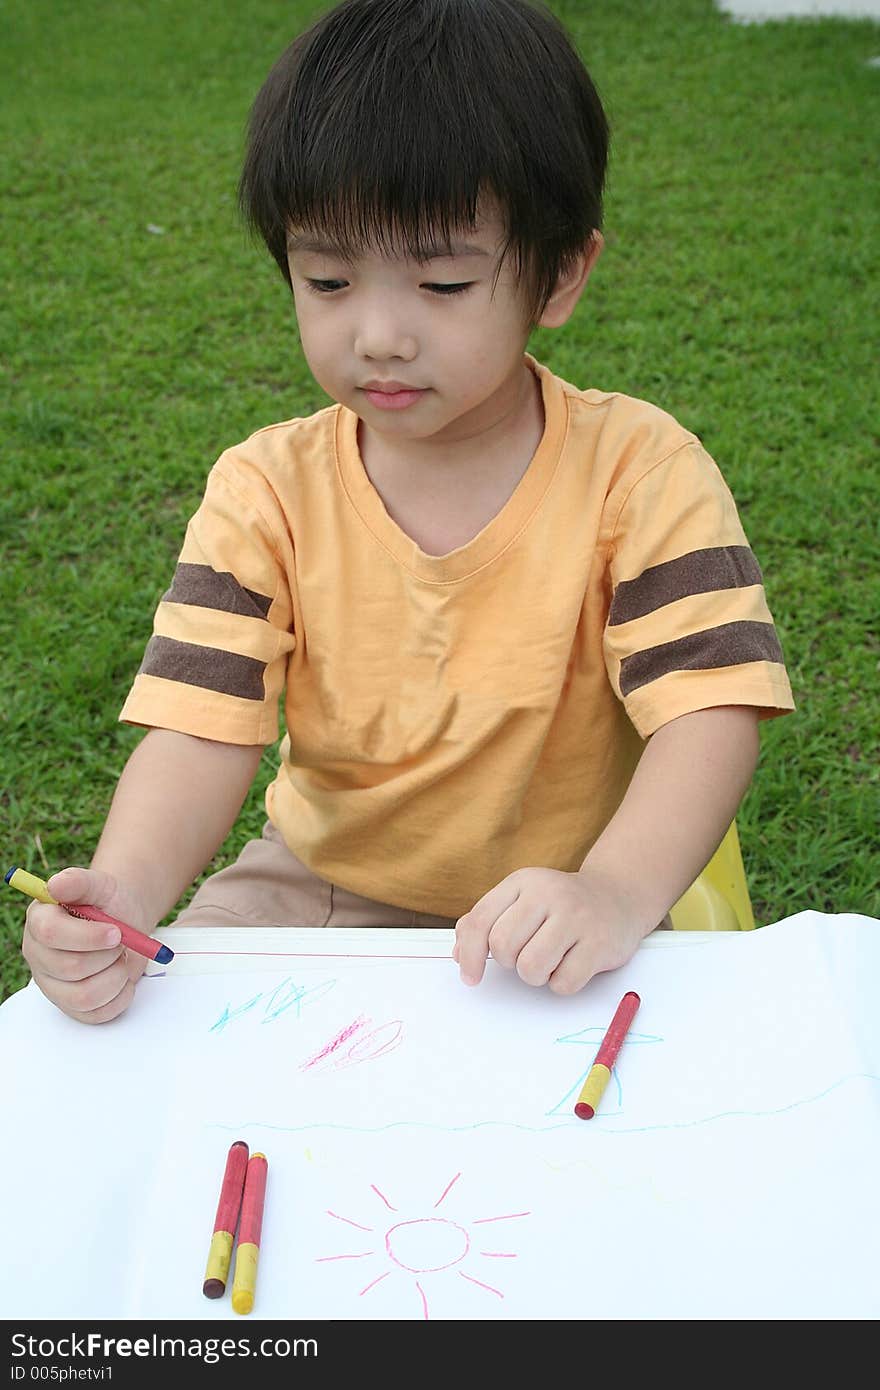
[239,0,609,321]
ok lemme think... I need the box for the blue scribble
[261,976,336,1024]
[207,1072,880,1137]
[210,990,265,1033]
[209,976,336,1033]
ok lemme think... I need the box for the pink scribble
[478,1251,518,1258]
[415,1281,429,1319]
[300,1015,368,1070]
[433,1172,461,1208]
[339,1020,403,1068]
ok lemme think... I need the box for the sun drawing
[315,1171,530,1318]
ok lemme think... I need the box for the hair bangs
[240,1,609,321]
[279,150,490,269]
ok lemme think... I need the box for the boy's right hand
[21,867,148,1024]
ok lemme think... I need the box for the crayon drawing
[209,975,336,1033]
[315,1171,530,1319]
[300,1015,404,1072]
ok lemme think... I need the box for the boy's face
[285,208,537,446]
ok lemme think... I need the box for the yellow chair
[668,821,755,931]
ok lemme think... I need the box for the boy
[21,0,794,1023]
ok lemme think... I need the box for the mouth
[361,383,427,411]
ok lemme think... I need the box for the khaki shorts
[171,820,458,929]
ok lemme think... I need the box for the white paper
[1,912,878,1319]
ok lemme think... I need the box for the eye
[423,282,473,296]
[304,278,348,294]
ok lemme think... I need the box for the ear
[536,231,604,329]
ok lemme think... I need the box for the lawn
[1,0,878,1002]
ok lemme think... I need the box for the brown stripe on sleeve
[609,546,763,625]
[619,620,785,696]
[162,562,273,619]
[139,635,267,700]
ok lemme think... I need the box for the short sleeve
[119,457,297,744]
[602,443,795,738]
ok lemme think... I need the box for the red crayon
[4,866,174,965]
[231,1153,269,1315]
[574,990,641,1120]
[58,900,175,965]
[203,1141,250,1298]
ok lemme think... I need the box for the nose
[353,293,417,362]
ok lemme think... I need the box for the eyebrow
[285,234,491,260]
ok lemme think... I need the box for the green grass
[2,0,878,1001]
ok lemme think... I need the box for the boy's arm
[88,728,265,928]
[22,729,264,1023]
[454,705,760,993]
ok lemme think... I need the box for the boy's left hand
[453,866,652,995]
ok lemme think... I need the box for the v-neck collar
[333,354,567,583]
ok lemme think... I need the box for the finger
[124,950,149,987]
[511,916,574,987]
[486,897,549,971]
[63,978,138,1027]
[47,865,119,910]
[453,919,488,985]
[545,937,602,996]
[23,934,126,985]
[32,953,135,1017]
[24,902,122,955]
[455,875,522,985]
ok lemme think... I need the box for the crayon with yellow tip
[574,990,641,1119]
[203,1140,249,1299]
[231,1152,268,1315]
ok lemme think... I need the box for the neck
[356,361,546,556]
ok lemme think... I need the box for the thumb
[47,865,119,909]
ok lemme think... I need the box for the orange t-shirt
[120,355,794,917]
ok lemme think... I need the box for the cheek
[293,302,342,362]
[444,312,522,377]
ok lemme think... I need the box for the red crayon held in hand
[4,865,174,966]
